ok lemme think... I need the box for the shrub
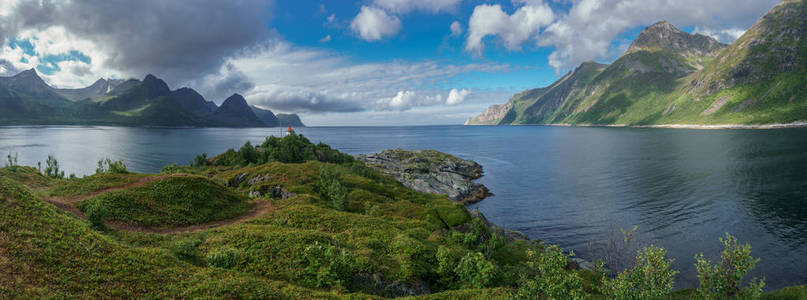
[44,155,64,178]
[318,165,348,210]
[5,152,18,170]
[299,241,355,289]
[436,246,460,286]
[603,245,677,299]
[455,251,498,289]
[84,200,107,231]
[191,153,209,167]
[161,163,181,174]
[206,248,242,269]
[516,245,586,300]
[96,158,128,174]
[694,233,765,299]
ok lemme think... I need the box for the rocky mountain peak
[141,74,171,98]
[11,68,46,84]
[628,21,726,57]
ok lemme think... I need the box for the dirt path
[41,174,273,234]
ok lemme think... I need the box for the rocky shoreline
[358,149,595,272]
[357,149,493,204]
[471,121,807,130]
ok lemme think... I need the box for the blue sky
[0,0,780,125]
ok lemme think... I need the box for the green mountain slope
[467,0,806,126]
[0,70,305,127]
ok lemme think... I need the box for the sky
[0,0,781,126]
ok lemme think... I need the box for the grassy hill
[2,134,805,298]
[468,0,807,126]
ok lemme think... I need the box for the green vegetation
[0,135,804,298]
[44,155,65,179]
[77,176,253,227]
[96,158,129,174]
[694,233,765,299]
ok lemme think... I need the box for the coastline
[468,121,807,130]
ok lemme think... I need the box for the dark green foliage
[695,233,765,299]
[169,238,203,265]
[84,200,108,231]
[212,133,356,167]
[77,176,252,227]
[44,155,64,179]
[603,245,677,299]
[516,245,586,300]
[299,241,355,289]
[5,152,18,170]
[318,165,349,210]
[96,158,128,174]
[191,153,209,167]
[455,252,498,289]
[206,248,242,269]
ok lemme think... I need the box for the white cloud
[693,27,747,44]
[327,14,336,23]
[319,35,332,43]
[375,90,443,111]
[350,6,402,41]
[466,2,554,54]
[372,0,461,14]
[446,88,470,105]
[533,0,778,71]
[450,21,463,37]
[216,41,509,113]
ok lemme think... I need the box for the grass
[77,176,253,227]
[1,134,806,298]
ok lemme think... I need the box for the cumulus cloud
[446,88,470,105]
[534,0,778,71]
[186,63,255,102]
[372,0,461,14]
[1,0,273,86]
[450,21,463,37]
[320,35,332,43]
[224,41,508,113]
[350,6,402,41]
[693,27,747,43]
[466,2,554,54]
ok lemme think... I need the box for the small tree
[5,152,18,170]
[84,201,108,231]
[455,251,498,289]
[44,155,64,178]
[516,245,586,300]
[694,233,764,299]
[603,245,677,299]
[191,153,209,167]
[318,165,348,210]
[96,158,128,174]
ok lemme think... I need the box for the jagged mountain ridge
[0,70,305,127]
[467,0,806,126]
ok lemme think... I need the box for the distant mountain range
[0,71,304,127]
[467,0,807,126]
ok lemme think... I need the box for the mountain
[0,70,305,127]
[251,105,280,127]
[277,113,306,127]
[468,0,806,126]
[208,94,266,127]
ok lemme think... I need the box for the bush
[84,200,107,231]
[318,165,348,210]
[455,251,498,289]
[603,245,677,299]
[516,245,586,300]
[299,241,355,289]
[5,152,18,170]
[44,155,64,178]
[695,233,765,299]
[206,248,242,269]
[96,158,128,174]
[191,153,209,167]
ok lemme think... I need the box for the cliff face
[466,1,807,126]
[357,149,492,204]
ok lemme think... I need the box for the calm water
[1,125,806,289]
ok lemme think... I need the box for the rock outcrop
[357,149,492,204]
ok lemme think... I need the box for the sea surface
[1,125,806,290]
